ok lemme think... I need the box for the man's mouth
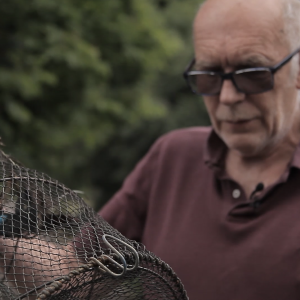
[226,119,251,124]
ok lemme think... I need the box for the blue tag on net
[0,214,8,225]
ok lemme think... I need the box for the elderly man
[99,0,300,299]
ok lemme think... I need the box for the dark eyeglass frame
[183,47,300,96]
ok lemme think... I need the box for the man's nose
[219,79,246,105]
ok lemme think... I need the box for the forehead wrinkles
[194,0,286,44]
[194,35,278,68]
[193,0,287,67]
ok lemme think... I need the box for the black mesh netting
[0,150,188,300]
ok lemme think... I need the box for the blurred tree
[89,0,210,209]
[0,0,209,209]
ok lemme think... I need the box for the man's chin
[221,134,265,158]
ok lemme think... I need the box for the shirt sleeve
[98,137,162,242]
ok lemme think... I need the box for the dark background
[0,0,210,210]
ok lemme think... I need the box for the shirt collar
[290,142,300,169]
[203,128,227,170]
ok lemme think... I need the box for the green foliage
[0,0,209,209]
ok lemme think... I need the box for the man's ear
[296,54,300,89]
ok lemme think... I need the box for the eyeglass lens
[188,69,273,95]
[191,73,222,95]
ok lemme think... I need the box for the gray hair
[283,0,300,102]
[284,0,300,50]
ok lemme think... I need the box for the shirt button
[232,189,241,199]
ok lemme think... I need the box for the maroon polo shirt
[99,126,300,300]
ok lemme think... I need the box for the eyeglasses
[183,47,300,96]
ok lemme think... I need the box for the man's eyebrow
[194,60,220,70]
[236,55,273,67]
[194,55,273,70]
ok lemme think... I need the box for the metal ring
[90,234,139,277]
[102,234,139,271]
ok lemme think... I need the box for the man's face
[193,0,300,157]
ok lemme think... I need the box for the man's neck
[225,140,298,199]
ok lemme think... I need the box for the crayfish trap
[0,150,188,300]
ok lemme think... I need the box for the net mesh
[0,150,188,300]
